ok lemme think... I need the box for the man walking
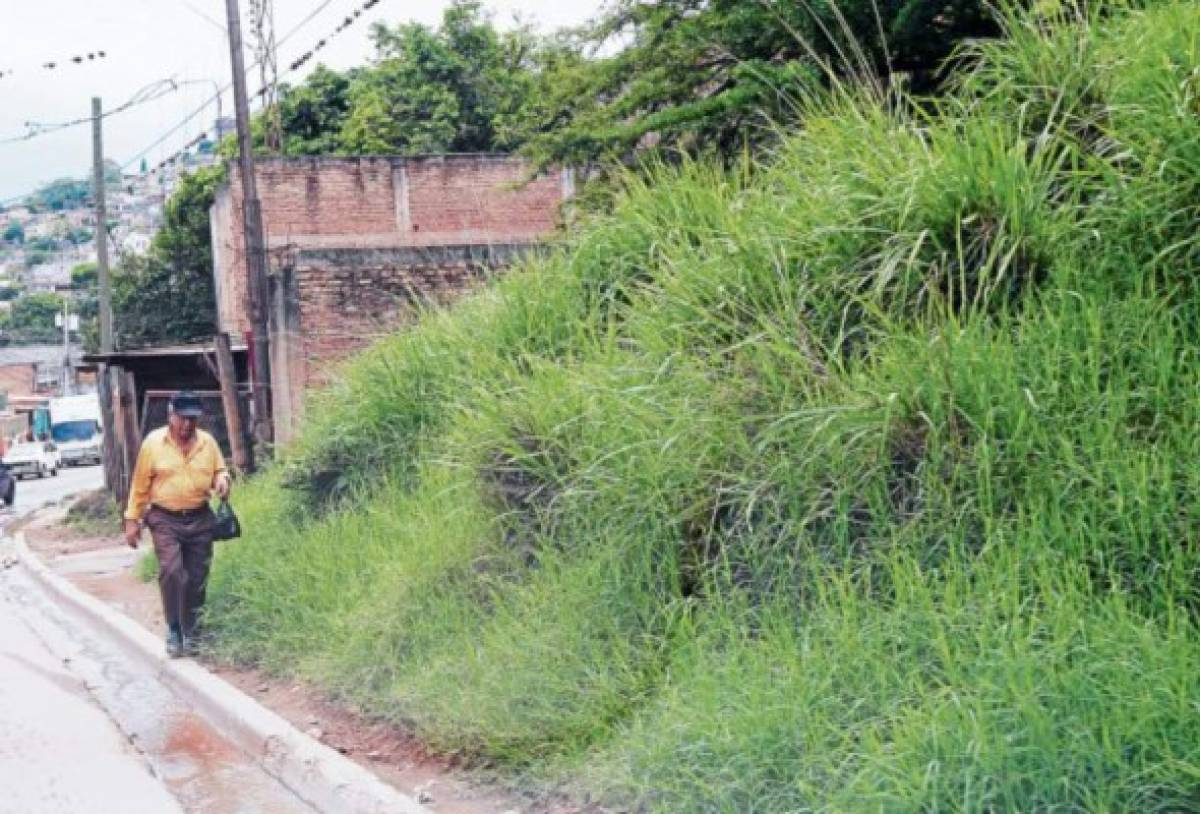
[124,391,231,657]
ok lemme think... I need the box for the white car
[3,441,60,479]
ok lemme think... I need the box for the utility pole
[223,0,273,453]
[92,98,112,353]
[92,97,121,495]
[57,297,71,396]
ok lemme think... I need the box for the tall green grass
[207,3,1200,809]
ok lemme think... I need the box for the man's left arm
[211,441,231,499]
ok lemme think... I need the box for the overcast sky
[0,0,604,202]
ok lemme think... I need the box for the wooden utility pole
[91,97,121,496]
[214,332,250,473]
[92,97,113,353]
[223,0,274,453]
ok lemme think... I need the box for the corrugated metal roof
[0,344,82,367]
[82,342,247,364]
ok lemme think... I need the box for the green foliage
[342,0,538,153]
[517,0,1012,167]
[253,0,1014,176]
[3,292,64,344]
[269,65,355,155]
[208,3,1200,810]
[25,160,120,212]
[3,221,24,245]
[257,1,548,157]
[70,262,97,289]
[64,227,93,246]
[111,165,224,349]
[27,177,90,212]
[26,236,59,253]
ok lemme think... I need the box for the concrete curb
[15,532,426,814]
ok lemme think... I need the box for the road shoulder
[22,506,544,814]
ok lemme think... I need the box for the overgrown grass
[206,3,1200,809]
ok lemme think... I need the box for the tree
[5,293,64,344]
[111,166,224,349]
[339,1,540,154]
[266,66,356,156]
[26,236,60,253]
[515,0,1014,167]
[3,221,24,245]
[70,262,98,289]
[28,177,90,211]
[65,227,94,246]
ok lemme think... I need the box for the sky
[0,0,605,202]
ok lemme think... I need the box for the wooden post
[118,371,140,500]
[214,333,251,473]
[110,368,130,506]
[97,366,120,497]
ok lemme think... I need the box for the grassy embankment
[206,3,1200,809]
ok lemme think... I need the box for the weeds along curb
[14,532,427,814]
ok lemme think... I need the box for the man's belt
[149,503,210,517]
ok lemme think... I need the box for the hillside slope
[207,3,1200,809]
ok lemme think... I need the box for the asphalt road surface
[7,462,106,518]
[0,464,315,813]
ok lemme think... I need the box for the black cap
[170,390,204,418]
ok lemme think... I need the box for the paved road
[8,462,106,516]
[0,465,315,813]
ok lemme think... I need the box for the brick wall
[0,364,36,397]
[212,155,571,338]
[268,244,534,441]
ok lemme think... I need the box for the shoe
[165,627,185,658]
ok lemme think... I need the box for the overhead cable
[0,50,108,80]
[131,0,388,173]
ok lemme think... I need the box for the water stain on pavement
[163,712,239,771]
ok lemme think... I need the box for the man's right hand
[124,519,142,549]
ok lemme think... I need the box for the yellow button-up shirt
[124,427,227,521]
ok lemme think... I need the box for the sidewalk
[20,506,531,814]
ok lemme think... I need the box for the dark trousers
[145,505,215,636]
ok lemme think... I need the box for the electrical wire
[0,0,386,201]
[127,0,387,174]
[0,79,182,145]
[0,50,108,80]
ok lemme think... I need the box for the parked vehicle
[0,464,14,506]
[3,441,60,479]
[49,394,103,467]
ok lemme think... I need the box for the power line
[0,79,182,146]
[129,0,387,174]
[0,50,109,80]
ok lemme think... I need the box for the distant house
[0,344,87,398]
[120,232,153,255]
[210,154,573,443]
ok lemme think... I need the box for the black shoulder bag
[213,498,242,541]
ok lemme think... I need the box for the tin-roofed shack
[83,343,250,502]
